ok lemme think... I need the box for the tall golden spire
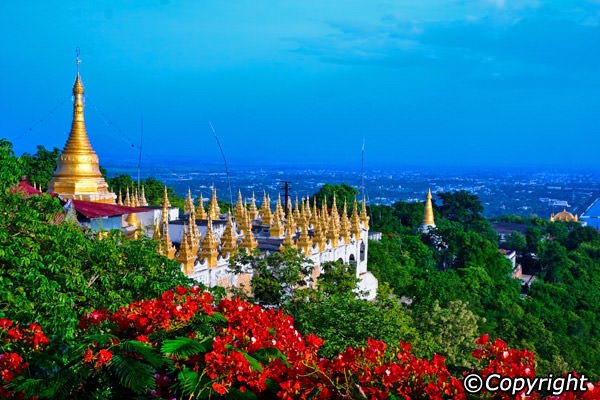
[198,217,219,268]
[326,209,339,247]
[296,216,312,255]
[281,211,297,249]
[249,192,259,220]
[153,218,161,241]
[275,194,284,221]
[162,185,171,207]
[117,190,123,206]
[293,196,301,221]
[423,188,436,227]
[177,225,197,276]
[220,213,238,258]
[310,198,319,229]
[208,188,220,220]
[360,196,370,229]
[139,186,148,206]
[234,190,245,222]
[330,194,340,231]
[351,199,362,239]
[160,221,176,259]
[340,200,351,244]
[269,208,284,237]
[184,188,195,215]
[131,187,139,207]
[47,62,116,203]
[313,215,327,252]
[188,211,201,245]
[240,212,258,252]
[260,192,273,225]
[197,193,207,219]
[124,187,131,207]
[161,186,170,226]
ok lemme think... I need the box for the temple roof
[10,180,42,196]
[70,200,151,219]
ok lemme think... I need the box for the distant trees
[19,145,61,189]
[311,183,358,209]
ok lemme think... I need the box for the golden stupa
[47,64,116,204]
[423,188,436,227]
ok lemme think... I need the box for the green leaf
[178,368,211,396]
[241,352,263,372]
[161,336,211,359]
[108,354,155,393]
[252,347,290,367]
[121,340,170,369]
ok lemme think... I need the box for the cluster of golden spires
[117,186,148,207]
[153,187,370,274]
[47,71,116,204]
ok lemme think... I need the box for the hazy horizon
[2,1,599,170]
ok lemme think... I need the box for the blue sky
[1,0,599,170]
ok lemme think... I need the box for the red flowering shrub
[4,288,600,399]
[0,318,50,398]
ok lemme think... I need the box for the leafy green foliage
[19,145,61,189]
[229,247,314,307]
[0,182,192,340]
[0,139,23,193]
[367,191,600,377]
[311,183,358,209]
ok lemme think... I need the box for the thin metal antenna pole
[361,138,365,199]
[137,116,143,191]
[209,121,234,208]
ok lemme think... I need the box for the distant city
[104,163,600,219]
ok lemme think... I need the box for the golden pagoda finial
[330,194,340,231]
[198,217,219,268]
[281,211,297,249]
[260,192,273,225]
[161,187,170,226]
[340,199,351,244]
[188,210,201,246]
[351,198,362,239]
[220,213,238,258]
[152,218,162,241]
[360,196,370,229]
[208,188,220,220]
[177,225,197,276]
[249,192,259,220]
[160,221,176,259]
[131,187,139,207]
[293,196,301,221]
[310,198,319,229]
[240,212,258,252]
[117,190,123,206]
[197,193,207,219]
[139,185,148,206]
[321,196,329,225]
[47,60,116,204]
[275,193,284,221]
[313,215,327,252]
[270,207,285,237]
[234,190,245,222]
[296,216,312,255]
[124,187,131,207]
[185,188,195,215]
[326,208,340,247]
[423,188,436,228]
[163,185,171,208]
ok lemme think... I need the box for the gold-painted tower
[47,69,116,203]
[423,188,436,228]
